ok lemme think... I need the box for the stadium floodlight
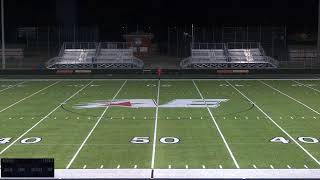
[1,0,4,69]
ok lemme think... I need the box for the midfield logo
[74,99,229,109]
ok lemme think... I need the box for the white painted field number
[0,137,42,144]
[0,138,11,144]
[130,137,150,144]
[270,136,320,144]
[159,137,180,144]
[270,137,289,144]
[131,137,180,144]
[20,137,42,144]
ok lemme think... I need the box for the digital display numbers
[1,158,54,177]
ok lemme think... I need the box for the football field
[0,78,320,172]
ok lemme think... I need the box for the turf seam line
[151,80,160,169]
[260,81,320,116]
[192,80,240,169]
[0,81,26,93]
[0,81,60,113]
[293,80,320,93]
[226,80,320,167]
[66,80,127,169]
[0,81,94,155]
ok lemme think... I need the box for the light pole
[318,0,320,61]
[1,0,5,69]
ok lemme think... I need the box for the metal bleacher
[46,42,144,69]
[180,42,279,69]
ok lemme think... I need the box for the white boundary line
[151,80,160,169]
[0,78,319,81]
[0,81,25,93]
[66,80,127,169]
[192,80,240,169]
[0,81,60,113]
[0,81,93,155]
[260,81,320,116]
[226,80,320,166]
[293,80,320,93]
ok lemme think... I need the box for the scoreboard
[1,158,54,177]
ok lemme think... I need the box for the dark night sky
[5,0,319,27]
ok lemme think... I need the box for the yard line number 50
[130,137,180,144]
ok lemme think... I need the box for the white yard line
[192,80,240,169]
[0,81,60,113]
[226,80,320,166]
[0,81,25,93]
[66,80,127,169]
[151,80,161,169]
[0,81,93,155]
[260,81,320,116]
[0,78,319,81]
[293,80,320,93]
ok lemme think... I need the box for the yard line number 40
[0,137,42,144]
[271,136,320,144]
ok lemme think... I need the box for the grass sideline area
[0,79,320,174]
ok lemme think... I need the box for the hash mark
[219,165,223,169]
[304,165,309,169]
[168,165,171,169]
[100,165,103,169]
[185,165,188,169]
[117,165,120,169]
[287,165,291,169]
[83,165,86,169]
[134,165,137,169]
[270,165,274,169]
[202,165,206,169]
[253,164,257,169]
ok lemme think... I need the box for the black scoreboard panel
[1,158,54,177]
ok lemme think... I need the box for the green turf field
[0,79,320,170]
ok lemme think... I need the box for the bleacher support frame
[46,42,144,69]
[180,42,279,69]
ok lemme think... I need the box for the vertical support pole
[48,26,50,58]
[1,0,5,69]
[167,27,170,56]
[259,24,262,43]
[191,24,194,47]
[73,24,76,43]
[318,0,320,61]
[176,27,178,58]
